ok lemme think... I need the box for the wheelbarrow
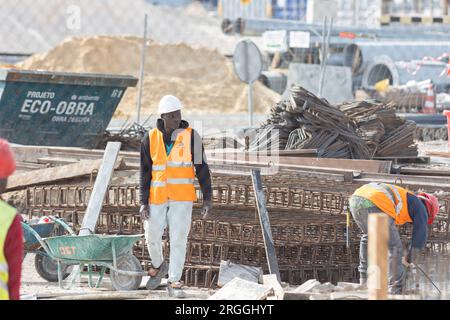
[22,217,74,282]
[22,222,146,291]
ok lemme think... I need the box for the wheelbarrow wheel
[35,249,70,282]
[110,254,143,291]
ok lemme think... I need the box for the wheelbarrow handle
[21,222,53,256]
[50,217,76,235]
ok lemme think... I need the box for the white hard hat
[158,95,183,114]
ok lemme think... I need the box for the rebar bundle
[339,100,418,157]
[253,86,420,159]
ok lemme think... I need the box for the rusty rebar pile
[339,100,418,157]
[256,86,371,159]
[255,87,418,159]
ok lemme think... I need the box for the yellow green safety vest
[0,199,17,300]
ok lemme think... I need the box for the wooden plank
[426,151,450,159]
[11,145,140,163]
[208,277,273,300]
[10,144,49,162]
[209,153,391,173]
[207,149,318,158]
[368,213,388,300]
[263,274,284,300]
[6,157,124,191]
[398,167,450,177]
[66,142,122,284]
[210,158,360,177]
[374,156,430,165]
[251,168,281,282]
[36,157,79,165]
[80,142,122,235]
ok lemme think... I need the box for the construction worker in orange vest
[139,95,212,298]
[0,138,23,300]
[349,182,439,294]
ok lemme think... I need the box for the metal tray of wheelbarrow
[43,234,143,262]
[23,222,56,251]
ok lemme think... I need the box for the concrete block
[217,260,263,287]
[282,63,353,104]
[208,277,273,300]
[293,279,321,293]
[311,282,337,294]
[262,274,284,300]
[336,282,363,291]
[330,291,369,300]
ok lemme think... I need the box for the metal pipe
[343,41,450,74]
[234,17,450,40]
[361,55,450,89]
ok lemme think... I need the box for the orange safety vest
[149,127,197,205]
[353,183,412,225]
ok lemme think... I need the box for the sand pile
[16,36,280,116]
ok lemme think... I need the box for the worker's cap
[158,95,183,115]
[0,138,16,179]
[417,192,439,225]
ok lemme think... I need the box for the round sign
[232,40,263,84]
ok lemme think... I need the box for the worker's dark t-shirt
[4,215,23,300]
[139,119,212,205]
[407,193,428,250]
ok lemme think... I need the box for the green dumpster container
[0,69,138,148]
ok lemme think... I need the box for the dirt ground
[20,253,215,300]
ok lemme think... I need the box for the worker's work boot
[146,260,169,290]
[167,281,186,298]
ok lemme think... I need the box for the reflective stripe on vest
[167,178,194,184]
[0,280,8,294]
[367,183,403,216]
[167,161,193,168]
[0,263,7,273]
[0,200,17,300]
[151,181,167,187]
[152,165,166,171]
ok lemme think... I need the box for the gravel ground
[20,252,214,300]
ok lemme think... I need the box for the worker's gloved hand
[140,204,150,221]
[403,247,420,269]
[402,255,413,269]
[201,200,212,219]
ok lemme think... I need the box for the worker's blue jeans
[349,196,405,294]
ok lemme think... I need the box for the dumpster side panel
[0,81,127,148]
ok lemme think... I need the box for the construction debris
[293,279,321,293]
[208,277,273,300]
[6,157,124,191]
[217,261,262,287]
[262,274,284,300]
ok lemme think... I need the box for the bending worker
[349,182,439,294]
[139,95,212,298]
[0,138,23,300]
